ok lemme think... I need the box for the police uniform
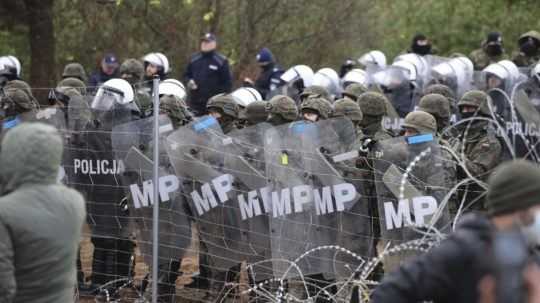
[183,51,232,116]
[254,63,283,99]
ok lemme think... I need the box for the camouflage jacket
[469,48,509,71]
[511,51,540,68]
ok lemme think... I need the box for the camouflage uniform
[450,91,502,212]
[417,93,452,138]
[469,32,509,70]
[57,77,87,96]
[159,94,193,129]
[206,94,239,134]
[265,94,298,126]
[62,63,87,83]
[120,59,152,116]
[299,85,332,103]
[244,100,268,125]
[342,82,368,102]
[512,31,540,67]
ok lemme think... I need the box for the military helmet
[299,85,332,102]
[245,100,268,124]
[266,94,298,121]
[120,58,145,81]
[207,93,239,119]
[160,95,192,126]
[402,111,437,134]
[458,90,491,116]
[4,80,34,100]
[423,84,456,103]
[300,95,332,119]
[343,83,368,101]
[57,77,86,96]
[62,63,87,82]
[417,93,450,119]
[333,98,363,122]
[357,91,387,116]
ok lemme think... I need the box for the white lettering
[314,186,334,215]
[384,200,412,230]
[191,183,218,216]
[238,190,262,220]
[333,183,356,211]
[272,188,292,217]
[412,196,438,226]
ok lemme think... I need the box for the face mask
[412,43,432,56]
[486,44,503,57]
[521,39,538,57]
[460,112,477,120]
[521,212,540,245]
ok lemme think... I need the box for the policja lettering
[73,159,124,175]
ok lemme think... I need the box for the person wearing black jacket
[183,33,232,116]
[371,159,540,303]
[247,47,284,99]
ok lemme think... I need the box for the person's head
[206,94,239,128]
[266,94,298,126]
[342,82,368,101]
[62,63,87,82]
[487,160,540,242]
[518,31,540,57]
[401,110,437,136]
[101,53,119,76]
[245,100,268,125]
[159,94,192,129]
[332,98,363,126]
[458,90,491,119]
[357,91,387,127]
[411,33,432,56]
[299,85,332,103]
[143,53,169,79]
[57,77,87,96]
[119,58,144,85]
[1,80,38,119]
[483,32,504,57]
[200,33,217,53]
[256,48,274,67]
[300,96,332,122]
[423,83,456,105]
[417,93,451,132]
[0,123,63,193]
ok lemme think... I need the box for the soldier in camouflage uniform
[342,82,368,102]
[357,92,393,141]
[1,80,38,130]
[62,63,87,83]
[450,90,502,212]
[298,85,332,103]
[244,100,268,126]
[417,93,452,138]
[206,93,240,134]
[512,31,540,67]
[469,32,509,70]
[300,94,333,122]
[57,77,87,96]
[265,94,298,126]
[423,83,458,116]
[119,58,152,117]
[159,94,193,129]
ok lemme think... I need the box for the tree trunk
[24,0,55,103]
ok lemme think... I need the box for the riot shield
[218,123,274,281]
[374,135,452,269]
[165,115,251,272]
[509,86,540,160]
[264,118,365,280]
[111,115,191,270]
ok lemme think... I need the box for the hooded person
[0,123,86,303]
[469,32,509,70]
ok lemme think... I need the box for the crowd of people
[1,30,540,303]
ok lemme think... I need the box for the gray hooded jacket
[0,123,86,303]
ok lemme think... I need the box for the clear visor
[91,87,124,110]
[373,67,408,89]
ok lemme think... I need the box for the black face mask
[486,44,503,57]
[460,112,477,120]
[412,43,432,56]
[521,39,539,57]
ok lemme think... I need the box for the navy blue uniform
[88,70,119,94]
[254,63,284,99]
[184,51,232,116]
